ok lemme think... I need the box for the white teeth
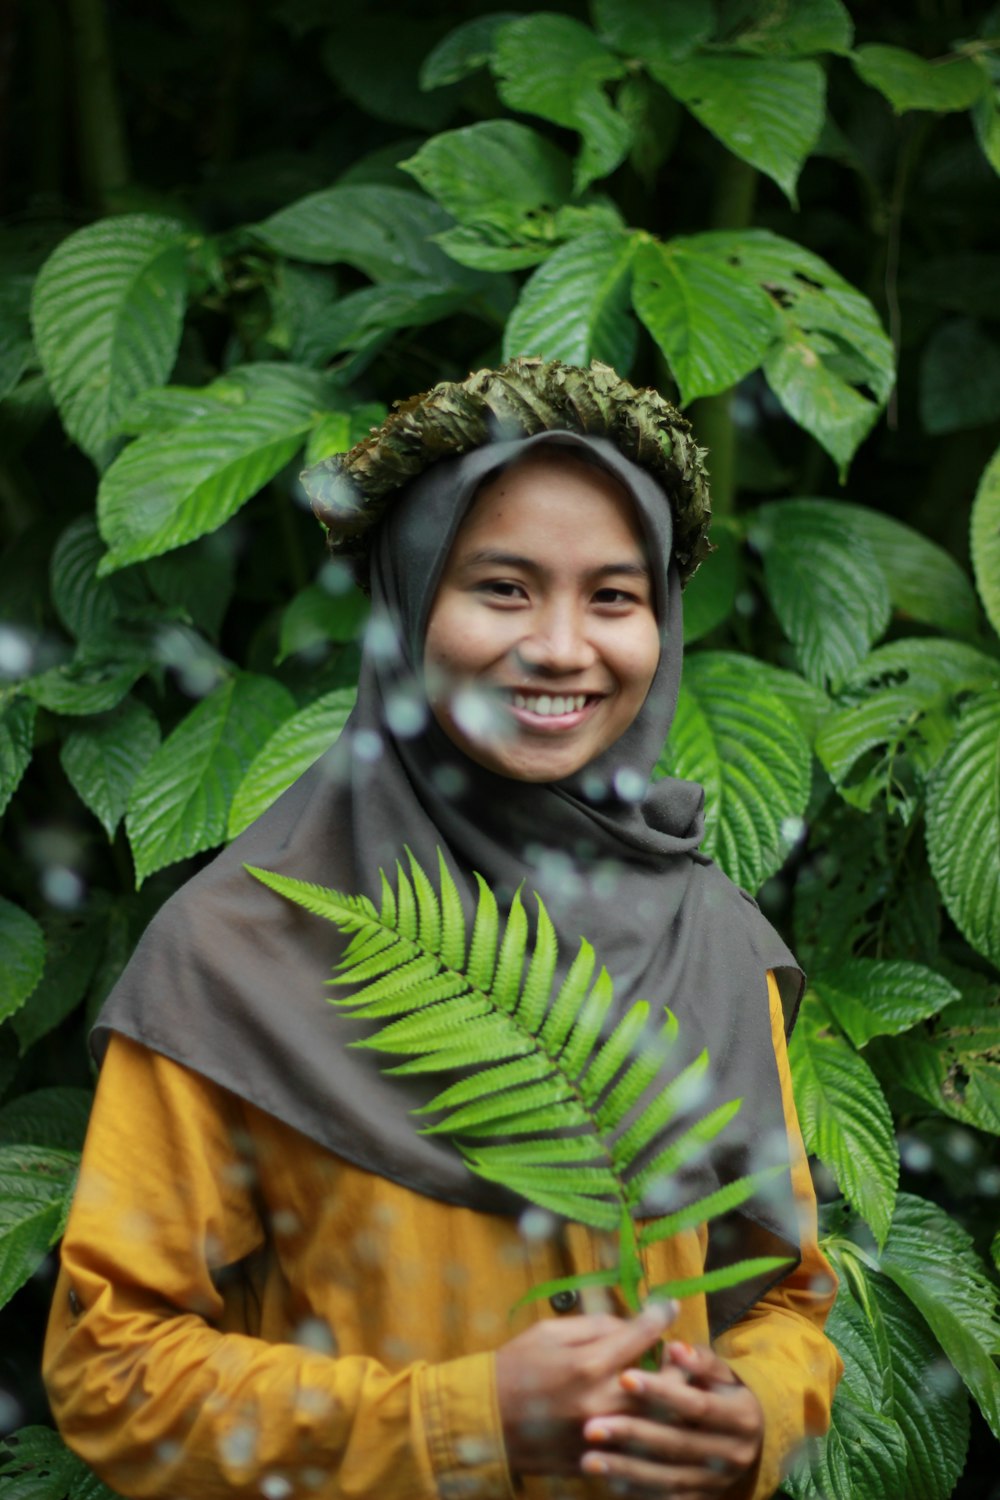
[512,692,589,716]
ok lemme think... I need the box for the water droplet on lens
[352,729,383,763]
[0,624,33,678]
[385,689,427,738]
[613,767,646,803]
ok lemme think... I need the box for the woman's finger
[618,1365,763,1438]
[582,1412,757,1470]
[665,1339,738,1386]
[580,1445,734,1494]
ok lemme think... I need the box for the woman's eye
[481,580,525,600]
[593,587,636,606]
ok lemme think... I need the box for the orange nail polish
[621,1370,645,1393]
[582,1454,609,1475]
[669,1340,695,1359]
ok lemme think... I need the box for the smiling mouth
[508,691,603,723]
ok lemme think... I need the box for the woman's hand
[495,1302,676,1477]
[579,1339,764,1496]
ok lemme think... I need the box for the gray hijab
[95,432,803,1333]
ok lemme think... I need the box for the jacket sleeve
[43,1034,514,1500]
[714,971,843,1500]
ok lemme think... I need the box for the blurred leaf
[789,993,898,1246]
[753,500,891,687]
[682,524,740,642]
[61,699,161,839]
[30,214,188,467]
[657,652,811,890]
[721,0,853,56]
[0,1089,92,1152]
[300,281,471,362]
[869,996,1000,1135]
[419,13,519,88]
[853,46,986,115]
[812,958,960,1048]
[502,230,638,369]
[878,1193,1000,1439]
[925,689,1000,968]
[652,54,825,201]
[304,403,387,468]
[0,1146,78,1310]
[0,1426,120,1500]
[97,365,325,573]
[0,280,32,403]
[321,15,461,131]
[0,900,45,1025]
[491,15,630,192]
[919,317,1000,435]
[972,440,1000,638]
[143,531,237,640]
[50,517,146,642]
[227,687,356,838]
[278,584,369,661]
[126,673,296,884]
[822,501,980,636]
[615,74,681,185]
[22,634,151,717]
[972,73,1000,176]
[902,253,1000,319]
[0,700,35,818]
[592,0,713,63]
[255,186,461,282]
[632,236,778,403]
[11,909,107,1054]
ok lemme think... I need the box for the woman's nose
[514,606,598,675]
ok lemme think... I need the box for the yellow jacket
[44,973,841,1500]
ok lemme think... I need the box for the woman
[44,359,841,1499]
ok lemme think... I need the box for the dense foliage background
[1,1,999,1496]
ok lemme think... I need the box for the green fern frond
[247,850,793,1301]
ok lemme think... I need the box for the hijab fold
[95,432,804,1334]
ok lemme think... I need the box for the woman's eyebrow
[458,548,650,579]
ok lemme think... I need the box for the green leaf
[11,910,107,1054]
[401,121,573,236]
[419,13,519,88]
[973,72,1000,177]
[682,522,740,643]
[0,1425,119,1500]
[143,531,237,641]
[0,698,35,818]
[21,631,152,717]
[920,317,1000,436]
[879,1193,1000,1439]
[868,996,1000,1135]
[278,583,369,662]
[490,15,629,192]
[502,230,638,370]
[49,515,145,642]
[823,500,981,636]
[657,652,811,890]
[788,994,898,1246]
[127,673,296,883]
[812,958,960,1049]
[925,690,1000,968]
[722,0,853,57]
[0,1088,92,1152]
[0,1145,78,1310]
[254,186,461,282]
[753,499,891,686]
[717,654,830,744]
[853,45,986,115]
[972,440,1000,639]
[0,900,45,1025]
[226,688,356,839]
[30,214,188,467]
[652,54,825,202]
[97,364,325,572]
[631,236,778,404]
[591,0,713,64]
[60,698,161,839]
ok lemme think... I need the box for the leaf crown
[247,848,790,1311]
[299,356,713,592]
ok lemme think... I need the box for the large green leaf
[0,698,35,818]
[652,54,825,201]
[788,994,898,1246]
[143,531,237,642]
[0,1088,92,1152]
[30,214,188,466]
[682,523,740,643]
[126,673,295,884]
[753,500,891,687]
[50,516,145,642]
[254,186,461,282]
[656,651,811,890]
[0,1145,78,1310]
[631,237,777,403]
[298,281,472,361]
[591,0,712,64]
[60,698,161,839]
[708,652,830,744]
[822,500,980,636]
[811,958,960,1049]
[879,1193,1000,1439]
[419,13,520,88]
[490,15,630,192]
[11,909,108,1054]
[502,230,638,370]
[853,45,986,114]
[0,899,45,1024]
[722,0,853,57]
[278,584,369,662]
[0,1427,119,1500]
[972,440,1000,638]
[21,626,153,717]
[869,995,1000,1135]
[97,365,325,573]
[925,690,1000,968]
[920,317,1000,436]
[227,688,356,838]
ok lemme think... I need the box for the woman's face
[423,451,661,783]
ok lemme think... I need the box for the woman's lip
[505,694,604,733]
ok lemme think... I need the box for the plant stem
[67,0,130,209]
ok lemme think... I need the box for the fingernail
[584,1421,612,1441]
[621,1369,645,1394]
[668,1339,695,1360]
[581,1454,609,1475]
[645,1298,678,1324]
